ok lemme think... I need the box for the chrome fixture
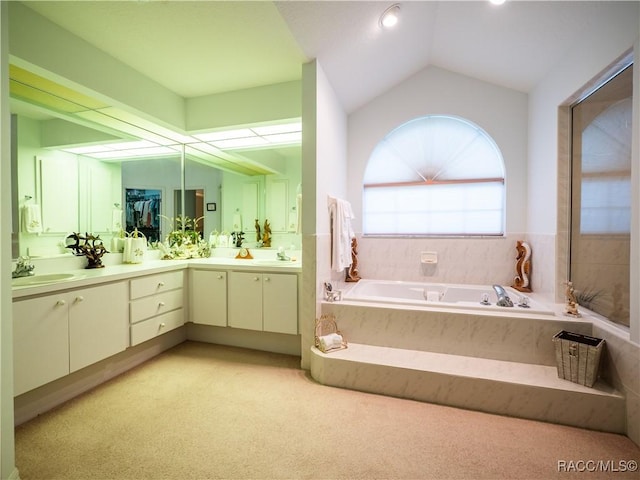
[12,256,35,278]
[492,285,513,307]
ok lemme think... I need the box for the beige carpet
[15,341,640,480]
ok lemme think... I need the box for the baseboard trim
[187,323,301,357]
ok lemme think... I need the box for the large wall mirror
[10,71,301,259]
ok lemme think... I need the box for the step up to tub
[310,343,626,433]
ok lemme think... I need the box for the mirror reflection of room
[125,189,162,243]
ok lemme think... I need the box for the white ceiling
[20,1,632,114]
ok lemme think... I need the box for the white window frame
[363,115,506,237]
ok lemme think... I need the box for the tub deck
[312,298,626,434]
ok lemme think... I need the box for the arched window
[363,115,505,236]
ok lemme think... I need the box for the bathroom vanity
[11,256,301,415]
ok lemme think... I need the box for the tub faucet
[492,285,513,307]
[12,256,35,278]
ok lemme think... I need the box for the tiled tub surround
[312,296,632,439]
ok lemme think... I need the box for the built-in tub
[341,279,555,316]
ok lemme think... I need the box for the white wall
[347,66,528,286]
[527,2,639,337]
[349,65,528,234]
[300,60,348,369]
[0,2,18,477]
[528,4,639,235]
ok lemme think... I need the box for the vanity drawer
[130,309,184,346]
[130,271,183,300]
[130,289,184,324]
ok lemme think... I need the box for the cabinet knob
[75,296,84,303]
[264,277,271,282]
[253,276,260,281]
[158,302,166,307]
[217,275,223,280]
[56,299,66,306]
[158,281,165,288]
[159,323,166,329]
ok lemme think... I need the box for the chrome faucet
[492,284,513,307]
[12,256,35,278]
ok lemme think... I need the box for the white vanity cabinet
[129,270,185,346]
[190,270,227,326]
[13,281,128,396]
[228,271,298,334]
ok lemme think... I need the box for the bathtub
[341,279,555,316]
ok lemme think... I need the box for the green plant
[158,215,206,259]
[575,288,605,310]
[160,215,204,247]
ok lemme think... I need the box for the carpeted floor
[15,341,640,480]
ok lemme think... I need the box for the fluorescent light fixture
[379,4,400,29]
[89,146,178,160]
[194,128,255,142]
[252,122,301,136]
[264,132,302,144]
[212,136,269,149]
[193,122,302,150]
[63,145,114,154]
[489,0,506,5]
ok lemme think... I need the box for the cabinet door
[191,270,227,326]
[263,273,298,334]
[228,272,262,331]
[69,282,128,373]
[13,295,69,396]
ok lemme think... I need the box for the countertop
[12,256,301,299]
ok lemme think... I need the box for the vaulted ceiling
[20,1,629,114]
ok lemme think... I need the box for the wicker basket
[552,330,604,387]
[315,314,347,353]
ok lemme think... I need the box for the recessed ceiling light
[489,0,506,5]
[379,4,400,29]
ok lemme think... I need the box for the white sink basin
[12,273,78,286]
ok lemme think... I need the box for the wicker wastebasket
[552,330,604,387]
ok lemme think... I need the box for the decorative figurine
[66,232,109,269]
[345,237,362,282]
[564,281,581,317]
[255,219,261,243]
[262,220,271,247]
[512,240,532,292]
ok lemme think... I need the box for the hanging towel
[112,209,123,232]
[327,195,355,272]
[22,204,43,234]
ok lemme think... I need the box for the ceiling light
[252,122,301,136]
[193,128,255,142]
[379,4,400,29]
[489,0,506,5]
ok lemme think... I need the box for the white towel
[319,333,343,351]
[328,196,355,272]
[22,204,43,234]
[112,209,123,231]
